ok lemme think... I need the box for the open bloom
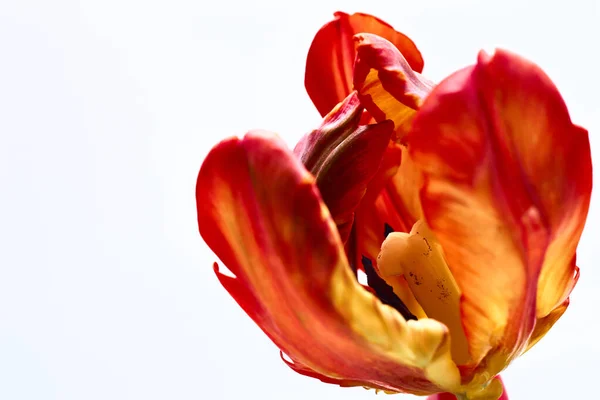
[197,12,592,400]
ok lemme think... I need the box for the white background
[0,1,598,399]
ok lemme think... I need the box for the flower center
[376,220,471,365]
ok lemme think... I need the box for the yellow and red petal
[305,12,424,117]
[294,92,394,243]
[468,51,591,321]
[353,33,434,141]
[473,50,591,327]
[197,131,461,394]
[408,49,592,374]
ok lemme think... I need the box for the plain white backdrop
[0,0,598,399]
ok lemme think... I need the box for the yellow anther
[377,220,471,365]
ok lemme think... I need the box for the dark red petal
[294,92,394,243]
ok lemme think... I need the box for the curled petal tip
[353,33,434,140]
[305,12,424,116]
[477,48,493,64]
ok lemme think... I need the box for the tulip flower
[196,11,592,400]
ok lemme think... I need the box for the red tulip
[197,12,592,400]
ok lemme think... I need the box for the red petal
[197,131,460,394]
[306,12,424,116]
[295,92,394,242]
[408,49,592,372]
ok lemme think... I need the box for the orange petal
[197,131,461,394]
[353,33,434,141]
[294,92,394,243]
[306,11,424,116]
[466,52,591,321]
[408,49,591,372]
[472,51,591,323]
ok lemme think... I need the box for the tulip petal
[197,131,461,394]
[408,49,591,372]
[306,11,424,116]
[353,33,434,141]
[469,52,591,320]
[294,92,394,243]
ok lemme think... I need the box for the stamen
[376,220,471,365]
